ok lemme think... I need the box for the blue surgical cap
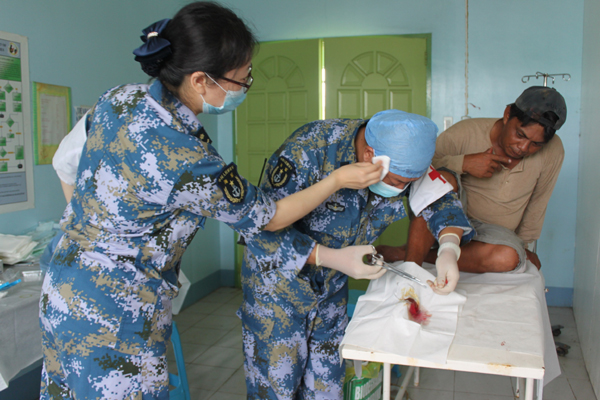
[365,110,438,178]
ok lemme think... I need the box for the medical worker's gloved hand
[428,233,461,295]
[316,244,387,280]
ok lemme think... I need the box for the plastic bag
[344,361,383,400]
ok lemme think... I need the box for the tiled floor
[169,287,598,400]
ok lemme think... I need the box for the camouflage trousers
[241,266,349,399]
[39,252,172,400]
[40,329,169,400]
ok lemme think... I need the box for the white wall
[574,0,600,394]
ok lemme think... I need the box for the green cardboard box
[344,361,383,400]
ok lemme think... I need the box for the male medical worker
[240,109,474,400]
[379,86,566,273]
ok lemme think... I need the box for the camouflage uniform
[39,80,276,400]
[240,119,473,400]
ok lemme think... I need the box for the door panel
[324,36,427,119]
[234,39,321,286]
[324,36,429,291]
[233,36,430,290]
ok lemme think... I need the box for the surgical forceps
[369,253,428,287]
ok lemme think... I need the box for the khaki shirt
[432,118,564,244]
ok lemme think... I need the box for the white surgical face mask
[201,75,247,115]
[369,180,409,198]
[368,155,409,197]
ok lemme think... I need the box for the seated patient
[240,109,473,400]
[379,86,566,273]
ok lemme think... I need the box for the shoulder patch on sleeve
[197,127,213,144]
[217,163,246,204]
[270,156,295,188]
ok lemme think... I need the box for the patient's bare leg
[457,242,520,273]
[377,215,521,273]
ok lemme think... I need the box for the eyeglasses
[208,65,253,93]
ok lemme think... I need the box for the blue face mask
[369,181,410,198]
[201,76,247,115]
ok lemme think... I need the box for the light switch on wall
[443,116,453,131]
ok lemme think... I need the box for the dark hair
[140,2,257,87]
[507,103,558,142]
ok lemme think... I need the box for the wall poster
[32,82,72,165]
[0,31,34,214]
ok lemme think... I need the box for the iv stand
[521,72,571,87]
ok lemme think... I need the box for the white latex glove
[316,244,387,280]
[427,233,461,295]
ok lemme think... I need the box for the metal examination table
[341,262,558,400]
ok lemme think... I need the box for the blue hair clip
[133,18,172,61]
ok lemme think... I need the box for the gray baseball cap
[514,86,567,130]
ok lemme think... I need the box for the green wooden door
[323,35,429,290]
[234,39,321,286]
[324,36,428,120]
[234,36,430,288]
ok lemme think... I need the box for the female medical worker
[40,3,385,399]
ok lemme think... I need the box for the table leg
[353,360,363,378]
[525,378,534,400]
[383,363,391,400]
[414,367,420,387]
[516,377,524,397]
[536,379,544,400]
[394,366,415,400]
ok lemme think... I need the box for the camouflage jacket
[54,80,276,300]
[243,119,473,284]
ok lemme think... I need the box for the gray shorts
[469,219,527,273]
[437,167,527,273]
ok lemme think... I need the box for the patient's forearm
[405,216,436,265]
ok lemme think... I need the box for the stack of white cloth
[0,234,38,265]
